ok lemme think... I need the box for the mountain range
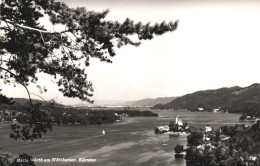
[153,83,260,113]
[7,97,177,108]
[4,83,260,114]
[122,97,177,107]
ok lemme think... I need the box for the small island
[154,115,190,137]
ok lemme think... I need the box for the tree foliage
[175,144,184,154]
[0,0,178,103]
[0,152,35,166]
[0,90,14,105]
[10,103,53,141]
[187,132,204,146]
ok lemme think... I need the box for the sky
[1,0,260,105]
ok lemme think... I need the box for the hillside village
[184,122,260,165]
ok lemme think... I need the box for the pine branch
[0,67,33,108]
[2,19,71,34]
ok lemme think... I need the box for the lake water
[0,110,246,166]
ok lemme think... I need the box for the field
[0,110,246,166]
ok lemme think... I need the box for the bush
[187,132,204,146]
[175,144,184,153]
[0,152,35,166]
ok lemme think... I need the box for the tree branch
[30,92,46,102]
[2,19,70,34]
[0,67,33,108]
[40,32,46,45]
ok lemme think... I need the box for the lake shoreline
[0,110,249,166]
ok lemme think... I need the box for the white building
[205,125,212,132]
[175,115,183,126]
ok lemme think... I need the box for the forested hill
[123,97,177,107]
[153,83,260,113]
[0,97,64,113]
[13,98,64,106]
